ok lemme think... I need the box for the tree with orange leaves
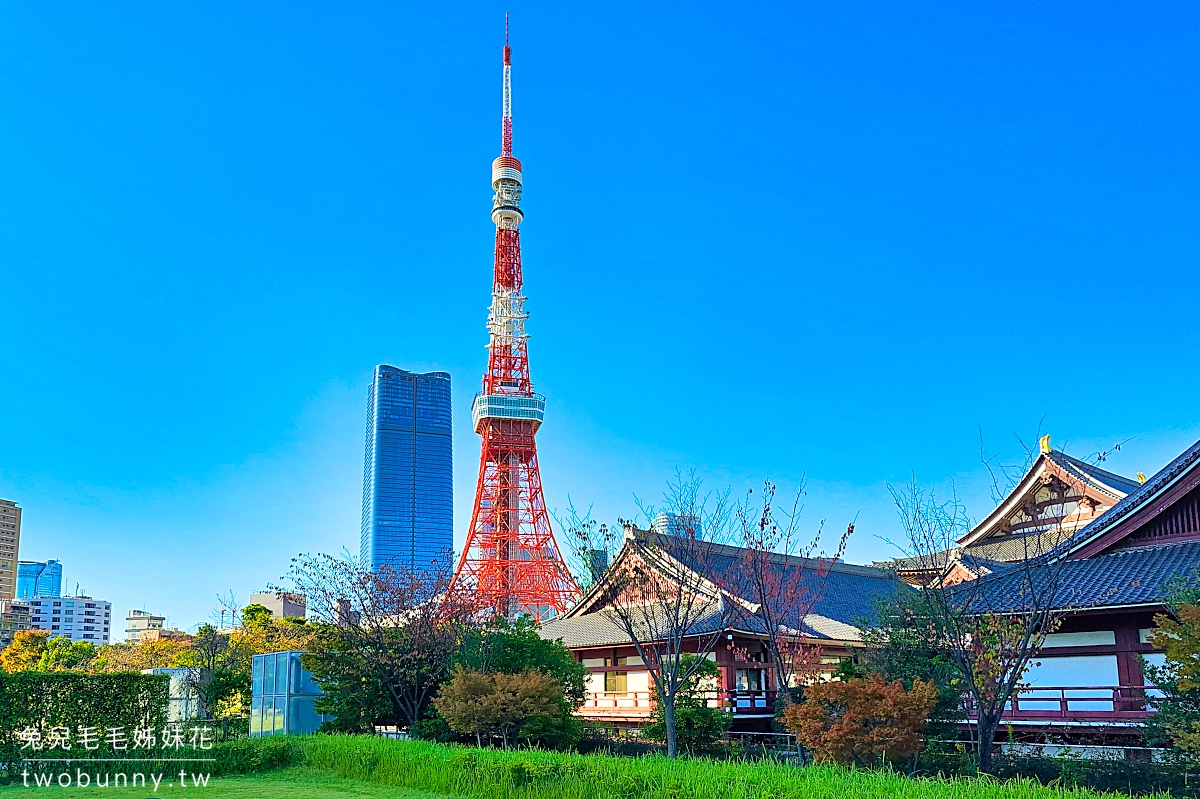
[782,673,938,766]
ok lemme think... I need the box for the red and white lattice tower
[450,25,579,621]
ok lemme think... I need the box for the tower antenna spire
[502,15,513,156]
[450,26,579,622]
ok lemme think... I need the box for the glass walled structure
[17,559,60,599]
[360,366,453,571]
[249,651,330,737]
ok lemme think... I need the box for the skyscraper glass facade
[360,366,453,571]
[17,559,62,599]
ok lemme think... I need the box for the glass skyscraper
[17,559,62,599]
[360,366,453,571]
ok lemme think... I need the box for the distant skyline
[2,2,1199,637]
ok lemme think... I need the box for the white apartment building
[126,608,166,643]
[28,596,112,643]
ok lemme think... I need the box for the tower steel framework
[450,27,579,621]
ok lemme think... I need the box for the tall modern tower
[360,366,453,571]
[450,25,579,621]
[17,559,62,599]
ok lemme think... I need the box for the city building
[126,609,169,643]
[28,596,112,643]
[360,366,453,571]
[0,599,32,649]
[249,591,306,619]
[539,531,903,733]
[249,650,331,737]
[0,499,22,600]
[17,559,62,599]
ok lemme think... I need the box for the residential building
[17,559,62,599]
[539,530,903,732]
[249,591,306,619]
[0,500,22,600]
[28,596,112,643]
[360,366,453,571]
[0,599,32,648]
[126,609,167,643]
[249,650,331,736]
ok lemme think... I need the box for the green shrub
[0,672,169,775]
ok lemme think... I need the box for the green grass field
[0,767,453,797]
[0,736,1151,798]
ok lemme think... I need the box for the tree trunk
[977,716,998,774]
[663,694,679,758]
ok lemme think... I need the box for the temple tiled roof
[1044,450,1143,498]
[887,528,1073,575]
[540,535,903,649]
[955,539,1200,614]
[1067,439,1200,555]
[655,536,901,634]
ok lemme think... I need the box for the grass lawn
[0,767,454,797]
[0,737,1145,799]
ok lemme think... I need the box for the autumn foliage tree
[433,667,567,748]
[0,630,51,672]
[782,674,938,766]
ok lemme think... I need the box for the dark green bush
[0,672,169,776]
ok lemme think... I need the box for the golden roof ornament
[1039,434,1052,454]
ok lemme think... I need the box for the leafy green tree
[641,655,729,751]
[37,636,96,672]
[301,622,401,732]
[241,603,274,628]
[439,617,584,748]
[458,617,587,705]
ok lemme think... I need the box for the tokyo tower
[450,24,579,621]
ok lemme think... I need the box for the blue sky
[2,3,1198,638]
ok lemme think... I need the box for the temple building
[539,530,902,733]
[889,438,1142,587]
[538,436,1200,746]
[914,437,1200,744]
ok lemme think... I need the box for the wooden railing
[581,690,655,716]
[579,690,778,719]
[967,686,1156,722]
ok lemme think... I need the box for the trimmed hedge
[0,672,169,775]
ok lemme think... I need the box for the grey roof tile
[541,535,903,648]
[956,539,1200,614]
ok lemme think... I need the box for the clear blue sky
[2,3,1198,638]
